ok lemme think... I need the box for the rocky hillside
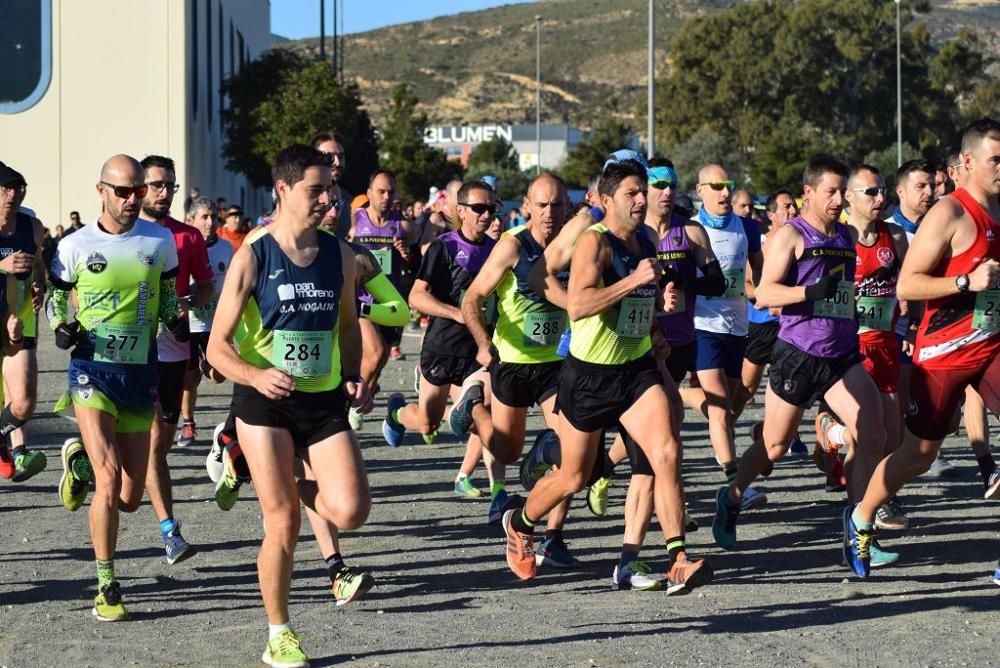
[274,0,1000,130]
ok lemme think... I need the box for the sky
[270,0,535,39]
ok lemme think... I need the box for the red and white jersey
[854,220,900,348]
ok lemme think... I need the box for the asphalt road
[1,331,997,668]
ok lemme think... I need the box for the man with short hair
[218,206,247,250]
[311,131,351,237]
[732,189,753,218]
[849,119,1000,579]
[67,211,84,234]
[139,154,214,565]
[51,154,183,621]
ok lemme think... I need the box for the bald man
[50,154,186,621]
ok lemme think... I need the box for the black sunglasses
[461,202,497,215]
[101,181,148,199]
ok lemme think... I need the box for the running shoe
[177,420,196,448]
[454,476,483,499]
[711,486,740,550]
[875,499,910,531]
[503,508,536,581]
[535,535,578,568]
[348,407,363,432]
[163,520,196,565]
[612,560,661,591]
[992,563,1000,586]
[842,505,871,578]
[421,429,439,445]
[825,456,847,493]
[813,410,841,472]
[381,393,407,447]
[739,486,768,512]
[928,455,959,478]
[332,566,375,607]
[488,489,522,526]
[11,449,47,482]
[206,423,226,484]
[789,432,807,455]
[389,345,404,361]
[448,380,484,436]
[684,504,699,533]
[663,552,713,596]
[587,476,613,517]
[215,446,244,511]
[92,581,129,622]
[0,443,14,480]
[262,629,309,668]
[519,429,555,491]
[870,541,900,569]
[983,470,1000,500]
[59,437,92,511]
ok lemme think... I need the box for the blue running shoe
[382,393,407,447]
[448,380,484,436]
[488,490,522,526]
[711,486,740,550]
[163,520,196,565]
[842,505,871,577]
[535,535,578,568]
[789,432,807,455]
[992,563,1000,586]
[520,429,556,491]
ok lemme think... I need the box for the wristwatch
[357,300,372,318]
[955,274,970,293]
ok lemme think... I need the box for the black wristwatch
[956,274,970,293]
[357,300,372,318]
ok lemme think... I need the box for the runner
[49,154,182,621]
[218,205,248,250]
[461,173,578,561]
[207,144,371,667]
[504,157,712,593]
[849,118,1000,579]
[140,155,214,565]
[311,130,351,238]
[0,162,47,482]
[711,156,886,572]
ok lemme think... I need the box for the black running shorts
[490,360,562,408]
[555,354,663,433]
[231,383,351,448]
[768,339,863,408]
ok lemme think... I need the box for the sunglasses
[101,181,148,199]
[146,180,180,193]
[2,184,27,196]
[331,199,345,211]
[226,210,243,217]
[461,202,497,215]
[649,179,676,190]
[699,180,736,192]
[851,186,886,197]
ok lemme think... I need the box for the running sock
[96,559,116,589]
[618,549,639,571]
[977,453,997,485]
[11,446,25,459]
[391,408,403,424]
[828,423,847,447]
[851,507,874,532]
[511,508,537,534]
[723,463,738,484]
[599,451,616,479]
[324,553,345,583]
[0,404,26,440]
[666,536,686,563]
[159,517,177,538]
[490,480,505,500]
[268,623,292,640]
[544,528,563,543]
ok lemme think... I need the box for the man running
[50,154,183,621]
[140,155,214,565]
[504,158,712,593]
[207,144,371,667]
[848,118,1000,579]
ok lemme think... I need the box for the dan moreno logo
[86,252,108,273]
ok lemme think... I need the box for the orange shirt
[218,225,247,251]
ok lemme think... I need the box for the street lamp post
[535,15,542,175]
[319,0,325,60]
[896,0,902,168]
[647,0,654,159]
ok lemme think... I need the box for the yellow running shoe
[59,438,91,511]
[92,582,129,622]
[587,476,612,516]
[262,629,309,668]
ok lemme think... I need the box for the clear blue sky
[271,0,535,39]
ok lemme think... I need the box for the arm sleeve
[363,273,409,327]
[158,276,179,323]
[742,216,762,254]
[692,259,726,297]
[47,288,71,330]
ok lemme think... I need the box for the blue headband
[647,166,678,184]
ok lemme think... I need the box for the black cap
[0,163,26,188]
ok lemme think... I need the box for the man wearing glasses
[311,131,350,238]
[139,155,214,566]
[219,206,248,250]
[50,154,185,621]
[0,163,47,482]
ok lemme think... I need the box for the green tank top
[492,226,567,364]
[569,223,655,365]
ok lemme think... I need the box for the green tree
[222,51,378,195]
[379,84,462,202]
[863,143,923,189]
[557,114,634,189]
[465,137,529,201]
[668,128,746,191]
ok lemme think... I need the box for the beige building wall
[0,0,270,231]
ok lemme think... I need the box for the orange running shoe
[813,410,842,473]
[664,551,714,595]
[503,509,536,580]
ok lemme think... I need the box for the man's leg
[964,387,997,490]
[298,430,371,534]
[695,367,738,474]
[3,347,37,449]
[822,364,887,503]
[359,318,388,391]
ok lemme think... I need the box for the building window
[191,0,198,117]
[0,0,52,114]
[206,0,213,128]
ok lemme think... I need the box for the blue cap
[603,149,649,172]
[481,175,498,190]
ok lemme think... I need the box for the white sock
[455,472,470,483]
[828,424,847,446]
[268,623,291,639]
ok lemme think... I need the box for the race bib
[813,280,855,319]
[271,330,332,377]
[372,247,393,275]
[615,297,654,337]
[93,323,150,365]
[973,290,1000,333]
[721,267,745,300]
[523,310,566,346]
[856,296,895,333]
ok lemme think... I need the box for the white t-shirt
[694,213,752,336]
[189,236,233,333]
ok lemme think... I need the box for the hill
[274,0,1000,131]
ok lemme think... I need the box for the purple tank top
[354,208,404,303]
[650,214,697,346]
[778,217,859,358]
